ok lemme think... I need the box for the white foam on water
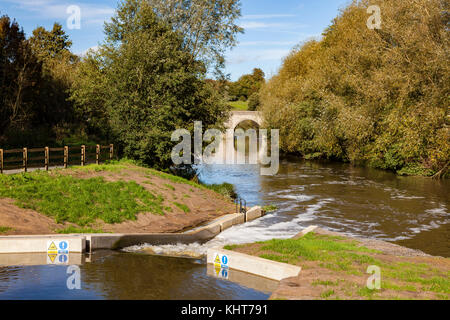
[123,198,334,258]
[277,194,315,202]
[325,180,359,186]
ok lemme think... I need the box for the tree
[71,0,229,169]
[260,0,449,176]
[0,15,41,143]
[229,68,265,101]
[29,23,73,61]
[28,23,79,128]
[248,92,260,111]
[143,0,243,75]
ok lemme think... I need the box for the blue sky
[1,0,351,81]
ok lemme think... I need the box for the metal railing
[234,197,247,214]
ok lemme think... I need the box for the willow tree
[145,0,243,75]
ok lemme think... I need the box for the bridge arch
[225,111,263,130]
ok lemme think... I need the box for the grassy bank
[229,101,248,111]
[225,232,450,300]
[0,160,236,234]
[0,169,165,226]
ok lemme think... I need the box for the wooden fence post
[0,149,3,174]
[23,148,28,173]
[64,146,68,169]
[81,145,85,166]
[96,144,100,165]
[109,144,114,160]
[44,147,49,171]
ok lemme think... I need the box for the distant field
[229,101,248,111]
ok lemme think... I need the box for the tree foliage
[70,0,229,169]
[144,0,243,75]
[260,0,449,176]
[0,15,42,145]
[229,68,265,101]
[0,16,81,147]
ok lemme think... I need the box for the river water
[0,157,448,299]
[140,157,449,258]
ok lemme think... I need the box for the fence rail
[0,144,114,174]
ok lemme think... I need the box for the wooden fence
[0,144,114,174]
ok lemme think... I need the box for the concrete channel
[0,206,320,294]
[0,206,265,254]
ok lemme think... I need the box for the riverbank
[225,228,450,300]
[0,161,236,235]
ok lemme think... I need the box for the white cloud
[78,45,99,57]
[240,21,308,31]
[227,48,291,65]
[4,0,114,25]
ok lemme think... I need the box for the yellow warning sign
[214,254,221,265]
[48,242,57,252]
[48,254,57,263]
[214,264,221,276]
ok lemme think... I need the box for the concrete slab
[245,206,263,222]
[0,235,86,253]
[207,247,301,281]
[206,264,279,293]
[292,225,318,239]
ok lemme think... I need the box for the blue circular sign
[59,241,68,250]
[59,255,68,263]
[222,255,228,265]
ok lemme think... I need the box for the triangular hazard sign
[214,264,221,276]
[48,242,57,251]
[48,254,57,263]
[214,254,220,265]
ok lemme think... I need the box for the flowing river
[0,157,448,299]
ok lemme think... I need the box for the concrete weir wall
[0,206,265,254]
[206,225,318,282]
[207,248,301,281]
[0,235,86,254]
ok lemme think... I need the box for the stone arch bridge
[224,111,263,130]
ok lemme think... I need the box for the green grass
[0,170,165,226]
[173,202,190,213]
[146,168,202,187]
[227,232,450,298]
[223,244,240,251]
[262,205,278,212]
[256,233,380,269]
[229,100,249,111]
[164,184,175,191]
[204,183,237,199]
[0,226,13,234]
[70,163,128,173]
[56,226,107,234]
[312,280,341,287]
[320,289,336,299]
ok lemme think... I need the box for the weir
[0,206,265,255]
